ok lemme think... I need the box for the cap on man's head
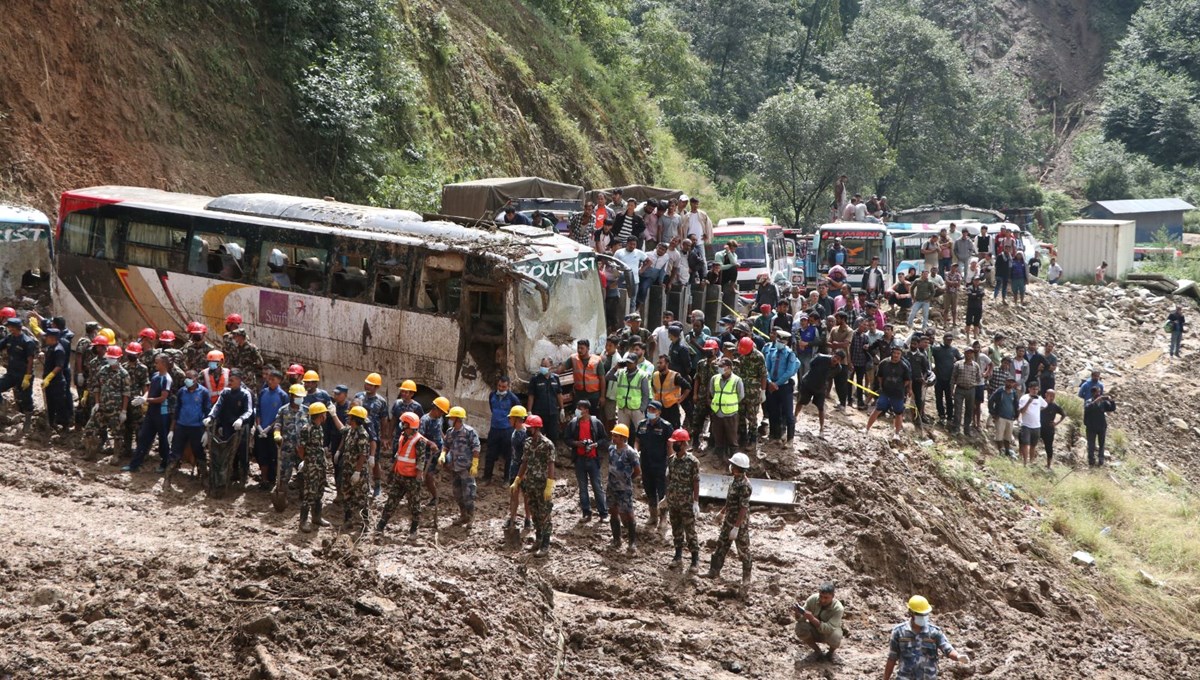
[4,318,21,326]
[647,400,663,411]
[626,312,641,322]
[334,384,349,394]
[776,330,791,340]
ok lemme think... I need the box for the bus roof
[60,186,591,264]
[716,217,777,228]
[0,203,50,225]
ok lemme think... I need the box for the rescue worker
[504,405,530,532]
[706,452,753,586]
[82,346,131,459]
[388,379,424,473]
[376,411,435,539]
[735,337,767,447]
[330,385,351,499]
[484,376,520,483]
[690,339,720,448]
[635,400,674,527]
[0,317,38,428]
[606,423,642,553]
[302,370,339,446]
[565,338,604,412]
[156,330,187,393]
[439,406,481,528]
[77,333,111,430]
[40,327,72,431]
[203,369,254,487]
[125,353,173,473]
[420,396,450,507]
[182,321,214,373]
[664,428,701,571]
[353,373,388,497]
[297,402,331,533]
[284,363,306,390]
[227,328,264,395]
[200,350,229,405]
[794,583,845,663]
[511,414,556,557]
[221,313,242,354]
[763,330,799,443]
[120,341,150,460]
[709,358,744,459]
[272,384,309,501]
[339,404,373,533]
[883,596,969,680]
[651,354,691,430]
[136,328,158,374]
[607,353,650,433]
[166,369,210,483]
[527,357,562,443]
[72,321,100,429]
[565,400,608,521]
[255,370,288,489]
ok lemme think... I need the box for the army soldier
[664,429,700,571]
[136,328,158,374]
[606,423,642,554]
[122,342,150,459]
[439,406,481,529]
[376,411,435,539]
[221,313,243,355]
[706,452,753,586]
[297,402,331,533]
[82,346,131,459]
[735,337,766,447]
[513,414,556,557]
[72,322,100,429]
[272,384,310,502]
[690,339,720,447]
[182,321,214,373]
[227,328,264,395]
[340,405,373,533]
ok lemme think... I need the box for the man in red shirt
[564,400,610,521]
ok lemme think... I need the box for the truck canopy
[440,177,585,219]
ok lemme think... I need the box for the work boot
[669,547,683,570]
[626,522,637,554]
[689,551,700,572]
[314,504,330,527]
[462,512,474,530]
[299,506,313,533]
[375,515,389,534]
[503,517,514,531]
[534,534,549,558]
[648,504,659,527]
[705,554,724,580]
[741,564,752,586]
[609,516,622,549]
[373,480,381,497]
[164,460,179,484]
[523,517,531,531]
[408,518,419,538]
[21,414,32,436]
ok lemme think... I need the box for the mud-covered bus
[810,223,893,288]
[52,187,607,435]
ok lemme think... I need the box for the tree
[742,84,892,228]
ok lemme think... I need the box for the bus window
[373,243,410,307]
[711,233,767,266]
[126,222,188,270]
[259,241,329,294]
[62,213,94,255]
[188,232,246,281]
[413,252,463,315]
[93,218,120,260]
[330,241,373,300]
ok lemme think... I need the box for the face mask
[775,341,786,350]
[913,614,929,627]
[184,378,195,388]
[574,409,582,418]
[293,396,303,405]
[647,413,658,421]
[539,366,549,375]
[497,389,508,396]
[208,361,218,370]
[107,358,118,366]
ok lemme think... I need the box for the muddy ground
[2,278,1200,679]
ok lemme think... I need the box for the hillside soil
[1,279,1199,678]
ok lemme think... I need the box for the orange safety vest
[393,432,428,478]
[652,370,682,408]
[571,354,602,393]
[203,367,230,405]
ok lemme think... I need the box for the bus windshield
[513,254,606,374]
[821,231,885,268]
[712,233,767,267]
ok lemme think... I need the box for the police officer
[40,328,72,431]
[0,317,38,428]
[635,400,674,528]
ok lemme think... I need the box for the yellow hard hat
[288,384,307,397]
[349,405,369,419]
[308,402,328,416]
[399,379,417,392]
[99,328,116,344]
[907,595,933,615]
[611,423,630,438]
[303,370,320,382]
[508,405,528,418]
[448,406,466,419]
[433,396,451,413]
[365,372,383,386]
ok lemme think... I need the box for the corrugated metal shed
[1089,198,1195,214]
[1056,220,1136,281]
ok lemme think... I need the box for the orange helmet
[737,337,754,356]
[206,350,225,362]
[399,412,420,429]
[125,342,143,356]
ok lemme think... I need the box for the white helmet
[729,452,750,470]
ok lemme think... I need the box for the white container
[1056,219,1136,281]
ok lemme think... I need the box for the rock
[243,614,279,637]
[466,610,490,638]
[32,585,65,606]
[1138,570,1163,588]
[1170,418,1189,431]
[354,595,396,617]
[1071,551,1095,567]
[721,659,743,674]
[83,618,132,643]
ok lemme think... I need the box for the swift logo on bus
[0,226,47,243]
[512,255,596,283]
[259,290,312,331]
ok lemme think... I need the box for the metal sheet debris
[698,473,797,506]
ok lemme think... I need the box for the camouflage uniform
[606,444,640,514]
[221,330,238,357]
[666,452,701,554]
[339,424,372,528]
[298,421,328,503]
[690,357,719,442]
[445,424,482,517]
[73,336,94,427]
[520,434,556,544]
[121,358,150,457]
[229,340,264,394]
[182,339,214,374]
[76,346,103,428]
[379,432,435,528]
[82,362,131,453]
[274,404,309,492]
[736,349,766,444]
[709,474,752,576]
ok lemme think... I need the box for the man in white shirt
[1016,382,1047,467]
[670,238,691,289]
[650,311,675,358]
[613,237,648,311]
[853,197,867,222]
[1047,257,1063,284]
[637,241,673,307]
[685,197,713,255]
